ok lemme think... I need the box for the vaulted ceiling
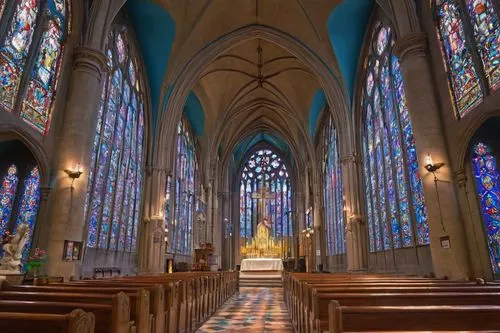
[127,0,374,170]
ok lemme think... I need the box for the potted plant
[24,248,48,284]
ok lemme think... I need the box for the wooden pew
[0,294,131,333]
[0,290,150,333]
[0,309,95,333]
[328,301,500,333]
[300,284,500,333]
[53,271,238,333]
[1,283,164,333]
[283,273,500,333]
[310,292,500,333]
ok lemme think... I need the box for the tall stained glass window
[239,149,293,247]
[85,23,145,254]
[434,0,499,119]
[471,142,500,275]
[362,22,430,253]
[322,117,345,255]
[0,0,70,133]
[166,118,196,256]
[0,163,41,258]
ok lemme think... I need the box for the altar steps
[239,275,282,288]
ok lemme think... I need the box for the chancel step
[239,275,283,288]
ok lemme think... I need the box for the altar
[240,258,283,272]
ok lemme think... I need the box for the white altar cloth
[240,258,283,272]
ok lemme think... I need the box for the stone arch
[454,109,500,171]
[0,125,50,186]
[155,24,352,174]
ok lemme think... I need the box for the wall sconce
[302,227,314,238]
[424,153,444,173]
[424,153,447,233]
[64,164,83,189]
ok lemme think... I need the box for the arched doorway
[0,140,41,259]
[468,117,500,279]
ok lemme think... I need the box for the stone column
[295,191,305,270]
[341,154,368,272]
[45,47,107,279]
[32,186,52,252]
[313,190,324,271]
[220,191,232,270]
[138,166,167,274]
[394,33,471,279]
[454,169,492,280]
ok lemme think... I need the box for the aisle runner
[196,287,293,332]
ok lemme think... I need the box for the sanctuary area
[0,0,500,332]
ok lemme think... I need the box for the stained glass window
[15,166,40,257]
[239,148,293,251]
[84,24,145,254]
[0,163,40,258]
[322,117,345,255]
[471,142,500,274]
[434,0,500,118]
[165,118,197,255]
[362,22,430,253]
[0,0,69,133]
[0,165,19,235]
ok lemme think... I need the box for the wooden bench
[0,290,151,333]
[310,292,500,333]
[1,283,164,333]
[0,309,95,333]
[283,273,500,333]
[0,296,131,333]
[329,302,500,333]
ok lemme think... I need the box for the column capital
[454,169,468,188]
[340,153,362,165]
[393,32,429,62]
[73,46,108,81]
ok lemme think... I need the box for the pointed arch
[360,20,429,253]
[0,0,71,134]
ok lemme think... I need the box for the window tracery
[434,0,499,118]
[239,148,293,243]
[362,22,430,253]
[0,0,69,133]
[85,23,145,254]
[322,117,345,255]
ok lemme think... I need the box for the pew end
[328,300,342,333]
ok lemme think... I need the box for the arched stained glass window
[471,142,500,274]
[85,23,145,254]
[0,165,19,233]
[0,0,70,133]
[433,0,499,119]
[166,118,196,256]
[15,165,40,256]
[0,162,40,258]
[322,117,345,255]
[362,22,430,253]
[239,148,293,246]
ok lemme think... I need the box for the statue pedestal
[0,270,24,285]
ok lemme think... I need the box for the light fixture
[64,164,83,188]
[424,153,444,173]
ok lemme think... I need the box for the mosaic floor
[196,287,294,332]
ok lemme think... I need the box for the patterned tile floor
[196,287,294,332]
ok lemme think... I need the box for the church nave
[197,287,293,333]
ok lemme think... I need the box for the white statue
[0,223,30,273]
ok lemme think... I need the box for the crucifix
[252,185,276,229]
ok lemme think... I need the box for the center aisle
[196,287,294,332]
